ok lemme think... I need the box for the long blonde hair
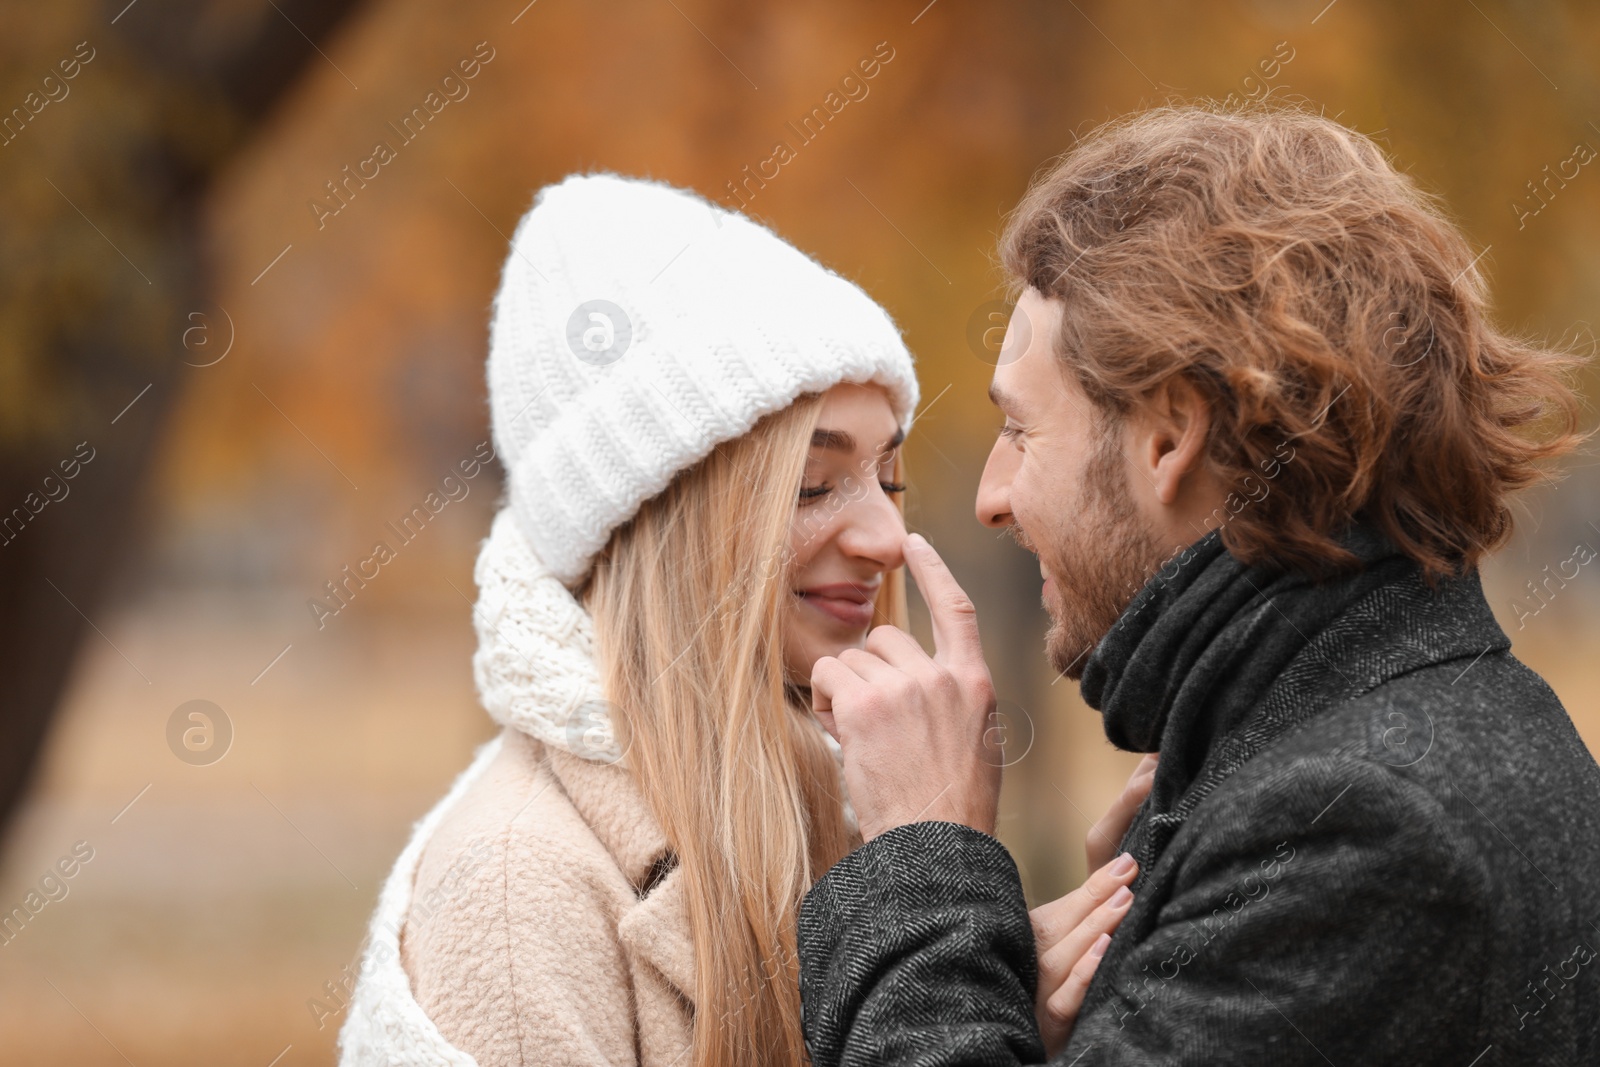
[578,390,908,1067]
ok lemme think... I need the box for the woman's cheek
[790,505,838,564]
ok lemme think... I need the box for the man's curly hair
[1001,100,1590,585]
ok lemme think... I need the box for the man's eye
[879,480,907,494]
[997,424,1022,441]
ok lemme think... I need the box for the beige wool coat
[394,726,696,1065]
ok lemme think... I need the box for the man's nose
[975,440,1014,529]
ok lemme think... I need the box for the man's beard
[1024,431,1167,681]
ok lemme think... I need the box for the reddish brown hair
[1001,100,1590,584]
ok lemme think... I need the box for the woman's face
[783,382,908,683]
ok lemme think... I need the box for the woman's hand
[1030,753,1157,1057]
[1086,752,1158,872]
[1030,852,1140,1057]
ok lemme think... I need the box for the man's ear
[1137,374,1213,507]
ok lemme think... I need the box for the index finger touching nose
[903,532,984,670]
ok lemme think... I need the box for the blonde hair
[579,390,908,1067]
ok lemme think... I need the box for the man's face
[975,289,1166,679]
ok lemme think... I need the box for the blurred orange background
[2,0,1598,1063]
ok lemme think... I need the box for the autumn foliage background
[2,1,1599,1063]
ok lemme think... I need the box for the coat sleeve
[797,820,1046,1066]
[797,758,1491,1067]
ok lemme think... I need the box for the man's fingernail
[1110,852,1136,876]
[907,532,928,549]
[1089,932,1111,959]
[1109,885,1132,907]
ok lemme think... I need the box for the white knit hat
[487,172,920,588]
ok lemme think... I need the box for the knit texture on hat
[487,172,920,588]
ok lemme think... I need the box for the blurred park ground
[2,0,1598,1062]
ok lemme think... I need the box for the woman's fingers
[1029,851,1138,956]
[1036,882,1132,984]
[1033,759,1154,1056]
[1030,852,1140,1056]
[1086,751,1158,871]
[1034,874,1134,1058]
[1038,932,1113,1058]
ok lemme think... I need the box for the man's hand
[811,533,1000,842]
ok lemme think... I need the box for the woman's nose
[838,488,907,571]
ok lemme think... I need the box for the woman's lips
[799,594,875,627]
[796,583,878,628]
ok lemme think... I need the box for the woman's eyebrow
[811,428,856,453]
[810,426,906,454]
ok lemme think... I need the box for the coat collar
[1088,520,1510,878]
[542,741,697,1003]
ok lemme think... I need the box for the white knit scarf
[471,508,624,763]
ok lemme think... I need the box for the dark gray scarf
[1079,519,1422,875]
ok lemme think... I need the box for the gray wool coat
[797,522,1600,1066]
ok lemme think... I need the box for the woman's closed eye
[799,478,906,504]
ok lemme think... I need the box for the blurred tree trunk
[0,0,369,844]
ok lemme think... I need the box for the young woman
[338,173,923,1067]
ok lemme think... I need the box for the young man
[802,104,1600,1065]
